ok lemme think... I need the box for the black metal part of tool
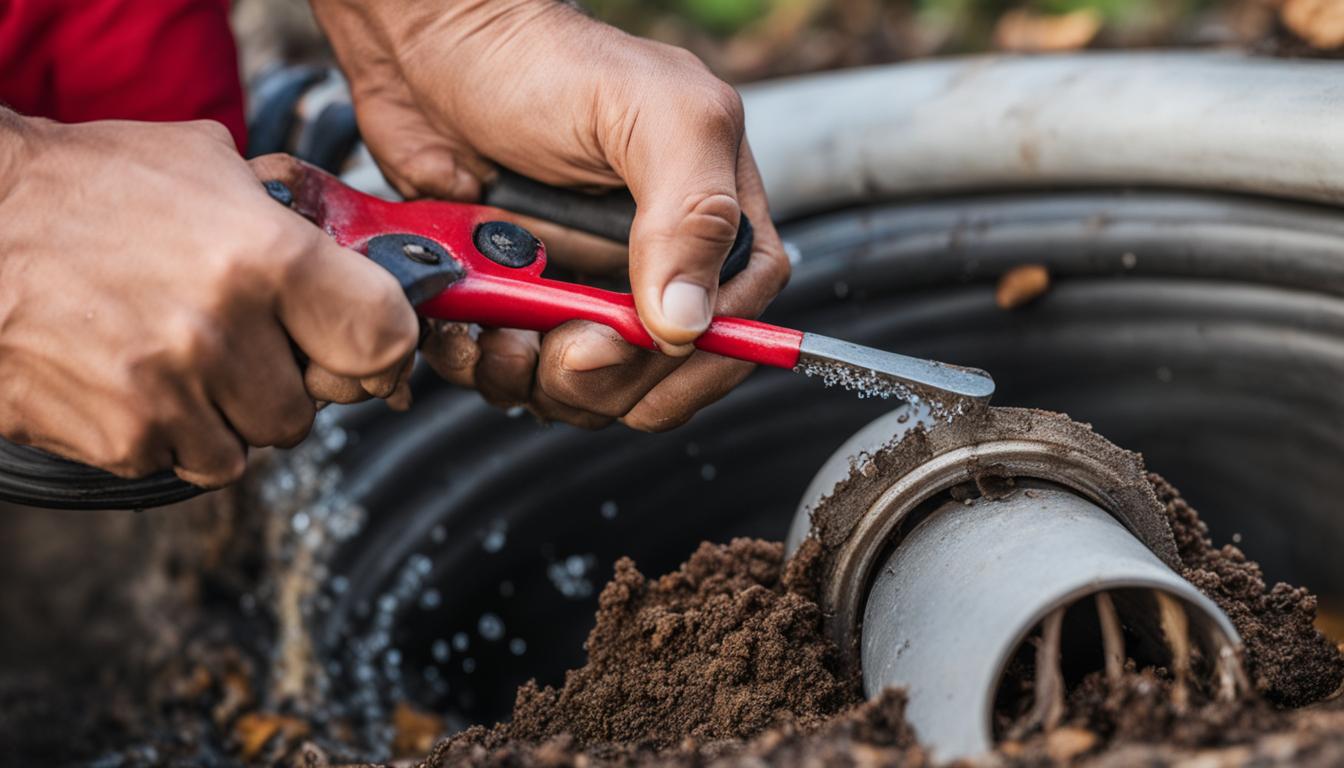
[482,168,754,283]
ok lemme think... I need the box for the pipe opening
[993,587,1242,740]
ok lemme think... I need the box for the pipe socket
[862,483,1240,760]
[790,405,1244,762]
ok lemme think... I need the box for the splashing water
[794,358,972,423]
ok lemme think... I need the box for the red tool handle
[288,162,805,371]
[419,274,804,369]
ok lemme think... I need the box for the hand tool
[0,161,992,509]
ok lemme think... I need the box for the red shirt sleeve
[0,0,247,152]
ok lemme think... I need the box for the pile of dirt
[405,473,1344,768]
[422,537,860,765]
[1152,474,1344,706]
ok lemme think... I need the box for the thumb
[277,229,420,377]
[623,101,744,354]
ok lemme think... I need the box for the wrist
[0,109,33,207]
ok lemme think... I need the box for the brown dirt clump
[419,537,859,766]
[1151,473,1344,706]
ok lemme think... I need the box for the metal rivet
[403,242,440,265]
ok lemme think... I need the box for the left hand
[308,0,790,431]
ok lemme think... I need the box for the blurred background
[232,0,1341,86]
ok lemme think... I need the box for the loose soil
[402,472,1344,768]
[5,464,1343,766]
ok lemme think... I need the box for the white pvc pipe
[742,52,1344,219]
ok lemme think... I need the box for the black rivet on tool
[474,221,539,268]
[402,242,441,265]
[264,180,294,207]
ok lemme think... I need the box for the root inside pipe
[1095,592,1125,684]
[1155,592,1191,713]
[1013,607,1066,737]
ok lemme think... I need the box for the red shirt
[0,0,247,151]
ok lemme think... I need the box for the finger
[527,383,615,430]
[169,401,248,489]
[276,230,419,379]
[305,364,370,405]
[353,85,488,201]
[359,354,415,399]
[488,210,630,275]
[536,320,675,418]
[621,87,745,353]
[474,328,540,407]
[622,353,755,433]
[421,320,480,389]
[209,321,315,448]
[386,376,413,412]
[624,142,791,431]
[247,152,307,190]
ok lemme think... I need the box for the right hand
[0,116,418,487]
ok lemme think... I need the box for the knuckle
[185,119,234,146]
[680,192,742,252]
[273,404,316,449]
[700,80,745,128]
[159,312,223,369]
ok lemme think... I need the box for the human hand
[0,116,418,486]
[311,0,790,430]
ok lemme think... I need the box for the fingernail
[562,328,630,372]
[661,280,711,334]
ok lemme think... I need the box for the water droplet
[377,594,397,614]
[431,525,447,544]
[420,589,442,610]
[478,612,505,641]
[600,500,618,520]
[452,632,469,652]
[565,555,587,577]
[481,520,507,553]
[1121,252,1138,269]
[291,511,311,533]
[432,639,451,663]
[700,463,717,481]
[385,649,402,666]
[794,358,970,422]
[509,638,527,656]
[1232,532,1243,544]
[462,658,477,674]
[330,575,349,595]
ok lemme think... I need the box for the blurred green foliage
[589,0,1223,37]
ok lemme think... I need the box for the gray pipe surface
[861,484,1239,761]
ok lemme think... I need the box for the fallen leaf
[1046,727,1098,762]
[994,9,1102,53]
[996,264,1052,310]
[235,712,311,762]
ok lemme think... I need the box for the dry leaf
[995,264,1052,310]
[393,700,446,757]
[234,712,311,762]
[994,9,1102,53]
[1283,0,1344,48]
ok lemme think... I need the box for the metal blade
[795,333,995,420]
